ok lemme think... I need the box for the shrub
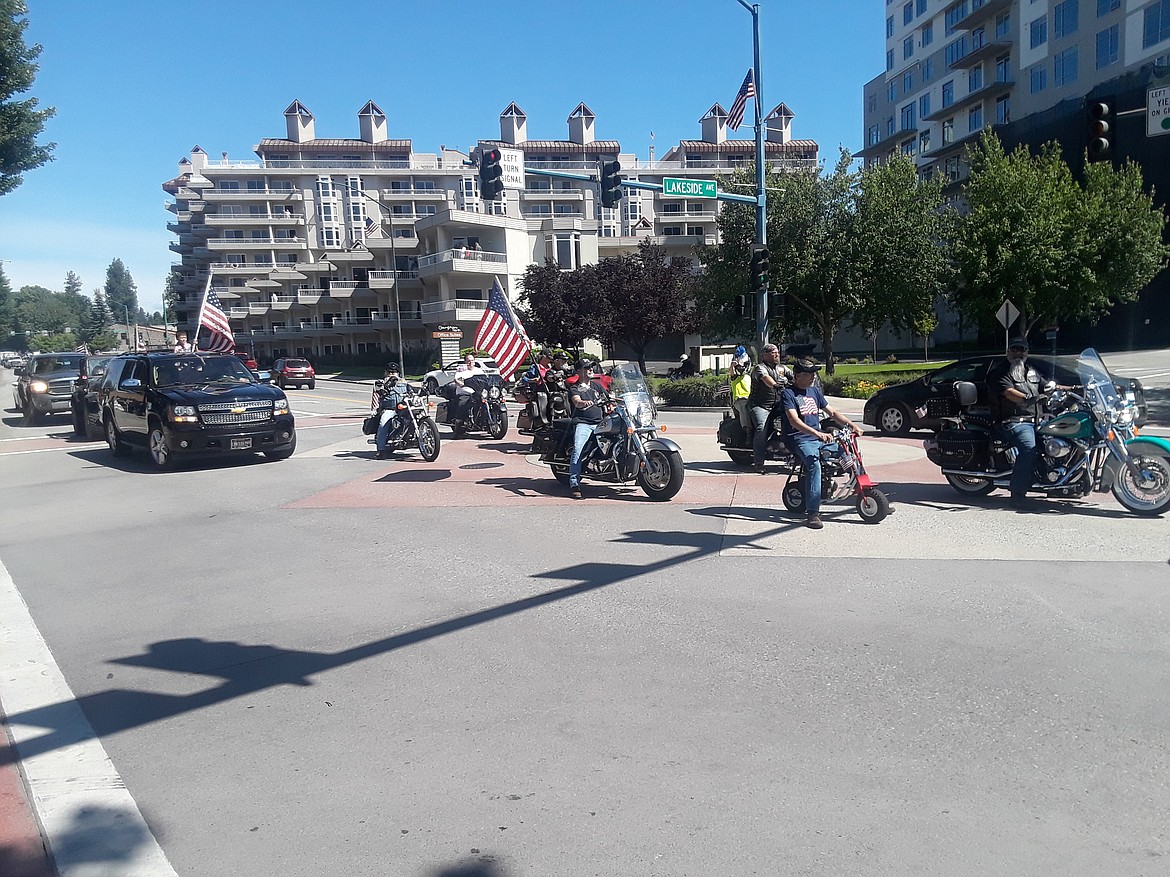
[884,354,899,364]
[654,374,727,407]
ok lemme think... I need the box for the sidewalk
[0,707,54,877]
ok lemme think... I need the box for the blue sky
[0,0,884,314]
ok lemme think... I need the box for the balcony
[923,82,1012,121]
[329,316,379,333]
[210,261,274,273]
[207,236,279,248]
[380,187,447,199]
[656,210,718,222]
[326,280,375,299]
[366,233,418,250]
[417,248,507,278]
[323,249,373,264]
[419,298,489,321]
[949,40,1013,70]
[371,311,423,326]
[856,126,915,159]
[952,0,1011,31]
[202,188,303,201]
[205,213,304,226]
[521,187,586,200]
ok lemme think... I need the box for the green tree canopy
[103,258,139,324]
[0,0,55,196]
[517,259,607,351]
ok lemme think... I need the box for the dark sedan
[862,354,1148,435]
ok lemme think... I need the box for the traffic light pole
[736,0,768,350]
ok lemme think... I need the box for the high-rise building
[163,100,818,365]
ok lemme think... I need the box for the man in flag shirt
[473,278,531,379]
[197,288,235,353]
[726,68,755,132]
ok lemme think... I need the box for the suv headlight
[30,380,49,393]
[169,405,198,423]
[273,398,290,414]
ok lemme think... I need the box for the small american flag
[364,216,383,239]
[197,288,235,353]
[75,343,89,354]
[473,277,531,379]
[727,69,755,132]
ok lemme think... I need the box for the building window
[970,64,984,91]
[887,48,895,70]
[1144,0,1170,48]
[1030,16,1048,48]
[923,58,934,81]
[1030,64,1048,93]
[868,124,880,146]
[904,2,914,25]
[901,137,917,155]
[887,15,895,37]
[996,54,1011,82]
[919,129,932,153]
[917,0,927,15]
[1096,24,1119,68]
[1096,0,1118,15]
[904,70,914,92]
[945,2,970,36]
[904,35,914,58]
[995,94,1011,125]
[942,118,955,143]
[969,105,984,132]
[868,93,878,114]
[661,226,683,236]
[886,116,896,137]
[920,93,931,118]
[1054,0,1080,39]
[946,37,969,66]
[942,79,955,107]
[901,102,917,130]
[996,12,1010,38]
[1053,46,1079,86]
[687,225,704,236]
[888,81,898,101]
[922,21,934,46]
[972,26,986,49]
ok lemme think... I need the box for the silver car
[421,358,501,395]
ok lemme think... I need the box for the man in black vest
[986,337,1047,509]
[747,343,792,473]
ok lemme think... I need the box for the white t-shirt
[454,364,485,395]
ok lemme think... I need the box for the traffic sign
[663,177,717,198]
[995,299,1020,328]
[1147,86,1170,137]
[498,147,525,189]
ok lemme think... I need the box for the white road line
[0,555,179,877]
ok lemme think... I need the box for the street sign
[432,329,463,340]
[499,147,525,189]
[663,177,717,198]
[1147,86,1170,137]
[995,299,1020,328]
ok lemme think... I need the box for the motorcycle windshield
[1076,348,1120,415]
[609,363,657,428]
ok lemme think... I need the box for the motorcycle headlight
[30,380,49,393]
[489,386,501,399]
[273,398,290,414]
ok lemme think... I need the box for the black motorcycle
[434,373,509,439]
[716,398,794,468]
[363,380,441,462]
[534,364,685,500]
[515,369,569,436]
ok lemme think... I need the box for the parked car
[271,357,316,389]
[98,352,296,469]
[235,350,258,371]
[862,353,1148,435]
[70,354,115,439]
[421,358,502,395]
[13,353,85,424]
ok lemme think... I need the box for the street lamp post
[735,0,768,350]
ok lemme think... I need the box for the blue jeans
[375,409,401,453]
[751,405,772,466]
[788,435,825,516]
[568,422,598,489]
[1004,420,1038,498]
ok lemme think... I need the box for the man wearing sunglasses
[988,337,1047,510]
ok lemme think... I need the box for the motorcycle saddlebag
[517,409,534,433]
[928,428,988,468]
[362,414,379,436]
[717,413,747,447]
[531,427,565,458]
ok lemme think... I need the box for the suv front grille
[198,400,273,426]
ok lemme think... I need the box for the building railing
[419,299,488,315]
[417,248,507,269]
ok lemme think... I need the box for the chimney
[188,145,208,170]
[765,103,794,145]
[700,104,727,145]
[567,103,595,145]
[283,101,315,143]
[358,100,388,144]
[499,102,527,145]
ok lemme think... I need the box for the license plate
[231,437,253,450]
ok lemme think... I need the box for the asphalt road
[0,360,1167,877]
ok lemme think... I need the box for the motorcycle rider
[728,345,753,431]
[987,337,1047,510]
[451,352,485,424]
[748,343,792,473]
[375,362,411,459]
[566,357,608,499]
[780,360,861,529]
[522,348,554,384]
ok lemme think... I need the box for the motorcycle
[781,427,891,523]
[716,394,794,468]
[433,373,509,439]
[924,347,1170,516]
[533,363,685,501]
[515,369,569,436]
[363,380,441,462]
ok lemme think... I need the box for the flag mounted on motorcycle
[473,277,531,380]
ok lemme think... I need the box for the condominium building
[859,0,1170,347]
[163,100,817,365]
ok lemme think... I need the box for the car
[271,357,316,389]
[421,358,502,395]
[235,350,258,371]
[97,351,296,468]
[861,353,1148,435]
[70,354,115,439]
[13,353,85,424]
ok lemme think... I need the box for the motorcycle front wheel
[416,417,441,462]
[551,466,570,486]
[487,408,509,440]
[636,449,684,501]
[1112,454,1170,516]
[944,473,996,496]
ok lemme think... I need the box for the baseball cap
[793,359,822,375]
[1008,337,1029,351]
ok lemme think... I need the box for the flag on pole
[364,216,383,239]
[197,288,235,353]
[75,343,89,355]
[726,69,755,132]
[473,277,531,379]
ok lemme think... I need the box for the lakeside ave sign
[662,177,717,198]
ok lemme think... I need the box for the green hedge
[820,370,928,399]
[651,374,729,407]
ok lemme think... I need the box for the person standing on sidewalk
[780,360,860,529]
[747,343,791,473]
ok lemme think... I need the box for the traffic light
[736,294,752,320]
[1086,100,1115,163]
[599,160,624,209]
[769,290,787,321]
[749,245,771,290]
[479,147,504,201]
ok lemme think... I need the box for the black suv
[71,354,115,439]
[14,353,85,423]
[98,352,296,468]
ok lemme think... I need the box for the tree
[951,132,1168,337]
[15,285,72,333]
[516,259,606,351]
[0,1,55,196]
[0,263,13,342]
[80,289,112,346]
[103,258,138,325]
[599,241,698,374]
[63,271,82,296]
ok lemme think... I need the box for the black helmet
[385,362,401,373]
[575,358,598,372]
[793,359,821,375]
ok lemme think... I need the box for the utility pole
[736,0,768,350]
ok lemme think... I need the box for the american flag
[473,277,531,379]
[726,69,755,132]
[75,343,89,354]
[364,215,383,239]
[197,288,235,353]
